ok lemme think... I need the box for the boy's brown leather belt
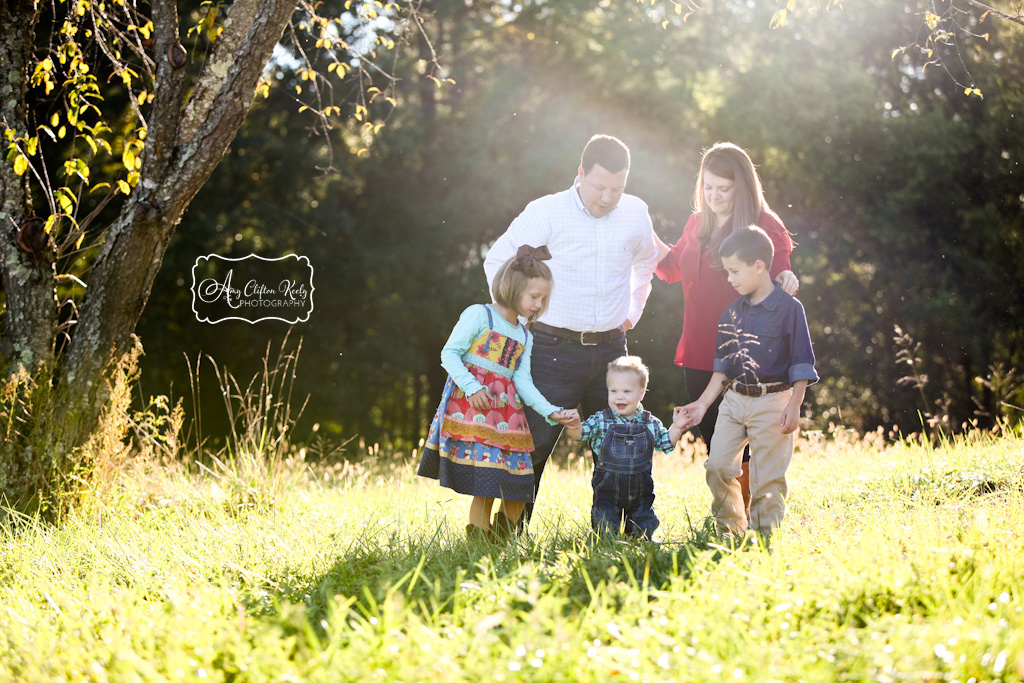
[729,381,791,397]
[530,321,624,346]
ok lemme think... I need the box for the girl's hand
[467,389,491,411]
[776,270,799,295]
[551,409,581,428]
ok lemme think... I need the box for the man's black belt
[530,321,624,346]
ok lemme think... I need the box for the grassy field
[2,427,1023,682]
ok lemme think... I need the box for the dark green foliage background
[137,0,1024,448]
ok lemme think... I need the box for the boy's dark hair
[581,134,630,174]
[719,224,774,269]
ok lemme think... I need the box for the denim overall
[591,409,660,538]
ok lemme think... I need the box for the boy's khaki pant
[704,388,795,536]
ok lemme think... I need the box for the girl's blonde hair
[694,142,772,248]
[491,251,553,322]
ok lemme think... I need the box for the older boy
[565,356,687,539]
[680,225,818,539]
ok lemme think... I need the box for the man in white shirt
[483,134,663,524]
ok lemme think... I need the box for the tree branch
[964,0,1024,27]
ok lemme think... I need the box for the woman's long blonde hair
[694,142,769,248]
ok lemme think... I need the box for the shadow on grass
[236,512,762,635]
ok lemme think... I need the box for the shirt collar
[740,283,784,312]
[609,404,646,422]
[571,176,618,219]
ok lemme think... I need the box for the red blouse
[656,211,793,371]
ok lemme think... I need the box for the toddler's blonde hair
[607,355,649,390]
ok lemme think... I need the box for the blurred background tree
[136,0,1024,451]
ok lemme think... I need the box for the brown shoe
[491,511,517,539]
[466,523,491,541]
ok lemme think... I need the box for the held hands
[551,409,581,428]
[675,402,708,431]
[467,389,491,412]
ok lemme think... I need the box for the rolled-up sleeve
[786,301,819,385]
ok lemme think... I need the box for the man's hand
[467,389,491,411]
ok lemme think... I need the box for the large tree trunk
[60,0,297,445]
[1,0,300,511]
[0,3,56,375]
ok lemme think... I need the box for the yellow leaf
[117,179,131,194]
[57,189,74,213]
[13,154,29,176]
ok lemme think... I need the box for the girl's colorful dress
[417,304,560,502]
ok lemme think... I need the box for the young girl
[417,245,575,540]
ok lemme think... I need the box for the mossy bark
[0,0,299,514]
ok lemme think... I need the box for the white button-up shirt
[484,178,661,332]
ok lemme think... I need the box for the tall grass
[2,414,1023,681]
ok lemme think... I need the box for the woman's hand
[775,270,799,295]
[655,233,672,262]
[467,389,491,411]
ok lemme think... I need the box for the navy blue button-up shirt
[713,284,819,386]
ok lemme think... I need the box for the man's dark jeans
[523,329,627,522]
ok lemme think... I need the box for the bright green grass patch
[2,431,1023,681]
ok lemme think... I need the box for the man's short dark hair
[719,225,774,269]
[581,134,630,174]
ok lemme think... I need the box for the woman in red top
[656,142,799,513]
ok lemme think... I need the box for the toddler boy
[680,225,818,539]
[566,356,687,538]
